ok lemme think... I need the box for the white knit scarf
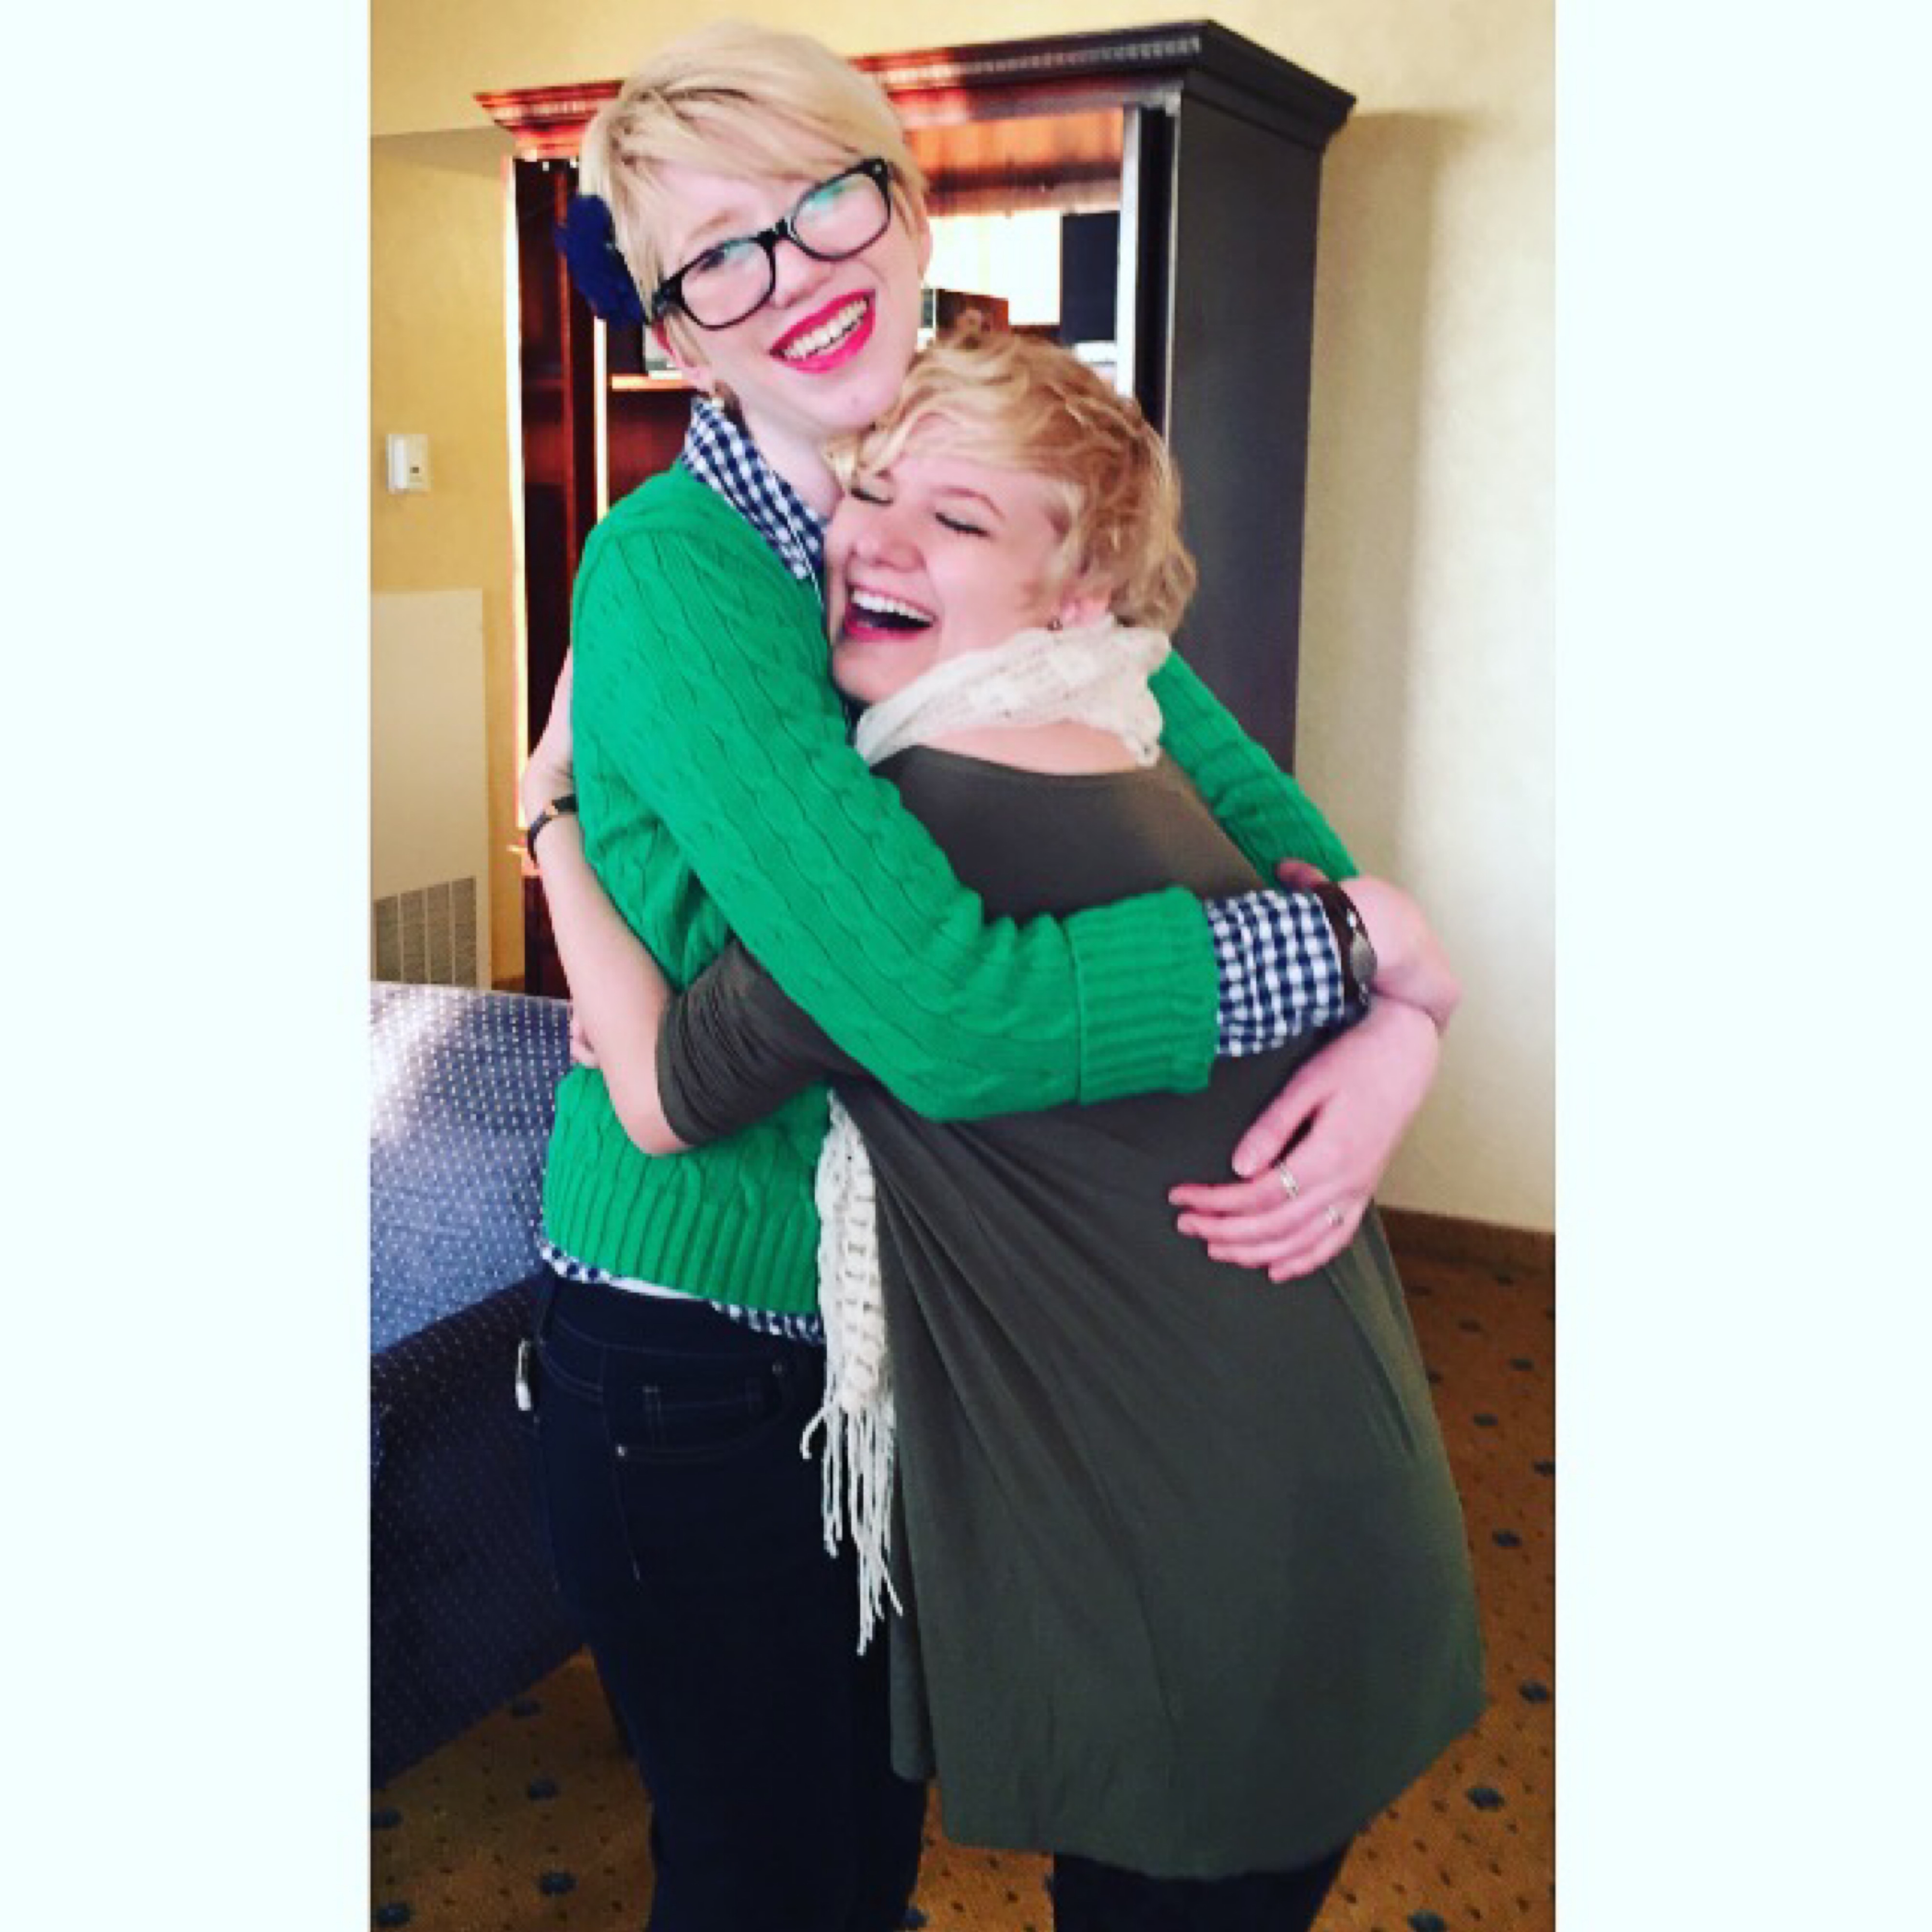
[803,616,1172,1649]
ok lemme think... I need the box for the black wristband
[525,793,578,860]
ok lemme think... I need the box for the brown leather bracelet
[525,793,578,860]
[1309,881,1377,1008]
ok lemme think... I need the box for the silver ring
[1275,1161,1301,1201]
[1324,1203,1345,1231]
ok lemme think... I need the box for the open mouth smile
[840,587,936,641]
[772,294,875,371]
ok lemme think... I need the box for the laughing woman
[553,321,1483,1932]
[516,22,1451,1932]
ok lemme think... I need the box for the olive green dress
[658,748,1484,1879]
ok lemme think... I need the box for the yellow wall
[371,126,522,983]
[370,1,1553,1233]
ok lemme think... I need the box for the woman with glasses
[516,22,1450,1932]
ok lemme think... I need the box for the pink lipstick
[771,292,875,373]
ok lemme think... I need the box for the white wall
[371,589,493,983]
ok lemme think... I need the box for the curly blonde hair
[833,317,1197,632]
[579,21,925,359]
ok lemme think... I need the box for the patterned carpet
[371,1231,1553,1931]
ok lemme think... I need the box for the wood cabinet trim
[476,21,1353,159]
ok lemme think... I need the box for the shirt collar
[677,397,826,591]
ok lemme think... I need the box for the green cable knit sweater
[542,464,1355,1314]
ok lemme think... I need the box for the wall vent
[372,876,481,987]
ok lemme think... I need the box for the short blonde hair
[580,21,925,354]
[835,317,1197,633]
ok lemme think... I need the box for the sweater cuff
[1065,887,1219,1103]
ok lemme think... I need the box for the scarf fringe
[805,1092,902,1651]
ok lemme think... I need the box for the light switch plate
[386,433,431,493]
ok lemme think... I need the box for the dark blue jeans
[522,1273,926,1932]
[1050,1843,1351,1932]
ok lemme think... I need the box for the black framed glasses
[645,158,895,331]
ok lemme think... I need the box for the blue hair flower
[555,195,647,327]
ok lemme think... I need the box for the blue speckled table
[370,982,583,1787]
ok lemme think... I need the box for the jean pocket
[607,1355,800,1464]
[607,1355,827,1590]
